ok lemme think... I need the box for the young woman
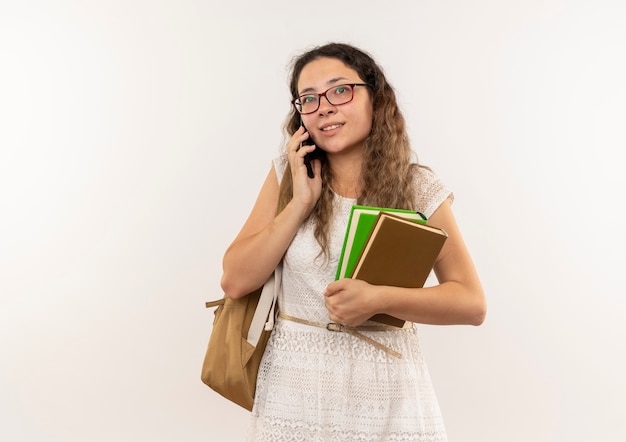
[220,42,486,441]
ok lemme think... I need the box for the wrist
[284,198,314,224]
[368,284,389,316]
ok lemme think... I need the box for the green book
[335,205,427,280]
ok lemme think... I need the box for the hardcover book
[335,205,427,280]
[351,211,448,327]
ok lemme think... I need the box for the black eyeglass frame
[292,83,370,115]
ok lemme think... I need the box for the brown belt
[278,311,408,359]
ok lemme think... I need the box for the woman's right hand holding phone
[222,126,322,298]
[287,125,322,217]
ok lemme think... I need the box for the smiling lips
[321,123,343,132]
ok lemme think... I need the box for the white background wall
[1,1,625,441]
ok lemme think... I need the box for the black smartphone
[301,123,324,178]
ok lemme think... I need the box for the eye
[302,95,316,103]
[334,85,348,95]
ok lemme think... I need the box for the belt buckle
[326,322,343,332]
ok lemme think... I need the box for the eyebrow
[298,77,350,95]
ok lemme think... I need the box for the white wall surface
[1,1,625,441]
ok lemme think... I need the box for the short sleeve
[412,166,454,219]
[273,155,288,185]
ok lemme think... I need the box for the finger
[325,279,347,294]
[294,130,304,146]
[290,135,308,155]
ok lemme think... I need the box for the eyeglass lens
[296,84,355,114]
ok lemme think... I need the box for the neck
[327,153,363,198]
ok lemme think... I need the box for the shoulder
[412,165,454,218]
[273,154,288,183]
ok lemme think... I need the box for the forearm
[377,281,486,326]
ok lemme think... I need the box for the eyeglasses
[292,83,369,115]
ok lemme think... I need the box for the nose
[317,95,336,115]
